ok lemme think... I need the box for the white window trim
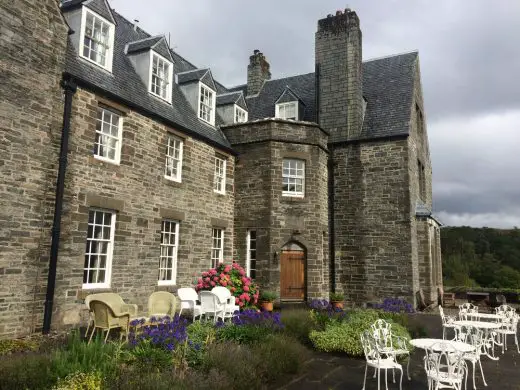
[234,105,248,123]
[282,158,305,198]
[198,83,216,125]
[211,228,224,268]
[246,229,256,278]
[158,220,180,286]
[275,101,298,120]
[164,135,183,182]
[213,156,227,194]
[83,208,116,290]
[78,7,115,72]
[148,51,174,103]
[93,106,123,165]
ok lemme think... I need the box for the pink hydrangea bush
[194,262,259,309]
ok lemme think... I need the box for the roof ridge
[176,68,208,75]
[127,35,162,45]
[217,91,243,97]
[265,71,315,84]
[363,50,418,63]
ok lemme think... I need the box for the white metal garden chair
[495,304,516,317]
[212,286,239,320]
[453,324,487,389]
[199,291,226,323]
[495,311,520,354]
[424,341,467,390]
[459,303,478,320]
[370,319,411,381]
[177,287,203,322]
[361,330,403,390]
[439,305,458,340]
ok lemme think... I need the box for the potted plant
[259,291,277,312]
[329,292,344,309]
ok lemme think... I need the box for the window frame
[198,83,216,125]
[211,228,224,268]
[158,220,180,286]
[83,208,116,289]
[234,105,248,123]
[213,156,227,194]
[93,106,123,165]
[78,7,115,72]
[149,51,174,103]
[282,158,305,198]
[246,230,257,279]
[164,135,183,182]
[275,101,298,120]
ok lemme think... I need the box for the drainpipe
[43,77,77,334]
[328,148,336,292]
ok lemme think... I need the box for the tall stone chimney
[247,49,271,96]
[315,9,363,142]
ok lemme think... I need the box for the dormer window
[235,106,248,123]
[80,8,114,71]
[199,84,216,125]
[276,102,297,120]
[150,52,173,102]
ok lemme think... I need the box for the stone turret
[247,50,271,96]
[315,9,363,142]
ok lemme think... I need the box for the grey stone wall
[48,87,235,331]
[333,139,416,306]
[0,0,68,338]
[223,120,329,300]
[315,10,363,143]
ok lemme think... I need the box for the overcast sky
[110,0,520,228]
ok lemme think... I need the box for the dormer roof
[216,91,247,110]
[61,0,116,25]
[126,35,173,62]
[275,86,304,105]
[177,68,217,91]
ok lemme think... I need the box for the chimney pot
[253,49,260,55]
[133,19,139,31]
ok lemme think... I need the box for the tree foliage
[441,226,520,288]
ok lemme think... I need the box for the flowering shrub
[308,299,347,329]
[194,262,260,308]
[374,298,414,313]
[217,309,284,344]
[129,315,188,351]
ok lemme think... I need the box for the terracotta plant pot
[331,301,343,309]
[260,301,274,312]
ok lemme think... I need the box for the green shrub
[0,337,40,355]
[309,309,411,356]
[281,309,317,345]
[185,321,216,366]
[329,292,344,301]
[0,353,55,390]
[128,339,173,372]
[216,323,272,344]
[377,311,409,328]
[51,331,121,381]
[254,334,310,383]
[52,371,102,390]
[259,291,277,302]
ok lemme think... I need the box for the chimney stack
[247,50,271,96]
[315,9,363,141]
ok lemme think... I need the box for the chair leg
[362,363,368,390]
[373,366,377,378]
[85,321,91,338]
[399,367,403,390]
[377,368,380,390]
[406,355,411,380]
[471,361,476,390]
[104,328,110,343]
[88,326,96,344]
[443,327,446,340]
[478,359,487,386]
[515,333,520,353]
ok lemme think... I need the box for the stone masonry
[0,0,68,337]
[223,119,329,300]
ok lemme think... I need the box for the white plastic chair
[495,311,519,354]
[424,341,467,390]
[370,319,411,381]
[361,330,403,390]
[211,286,239,320]
[439,306,458,340]
[454,324,487,389]
[177,287,203,321]
[199,291,226,323]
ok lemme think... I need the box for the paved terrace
[277,312,520,390]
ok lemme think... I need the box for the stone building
[0,0,441,338]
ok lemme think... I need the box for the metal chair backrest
[425,342,465,388]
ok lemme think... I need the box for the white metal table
[462,312,503,321]
[410,338,475,353]
[453,320,502,360]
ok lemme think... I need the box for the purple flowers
[129,315,188,352]
[374,298,414,313]
[231,309,284,330]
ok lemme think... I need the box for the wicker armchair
[85,293,138,338]
[148,291,177,318]
[88,299,131,343]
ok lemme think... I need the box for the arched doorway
[280,242,306,300]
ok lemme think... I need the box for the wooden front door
[280,250,305,300]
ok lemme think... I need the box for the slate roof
[275,87,304,105]
[230,51,418,141]
[63,6,233,152]
[126,36,172,61]
[216,92,247,110]
[415,202,444,226]
[61,0,115,24]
